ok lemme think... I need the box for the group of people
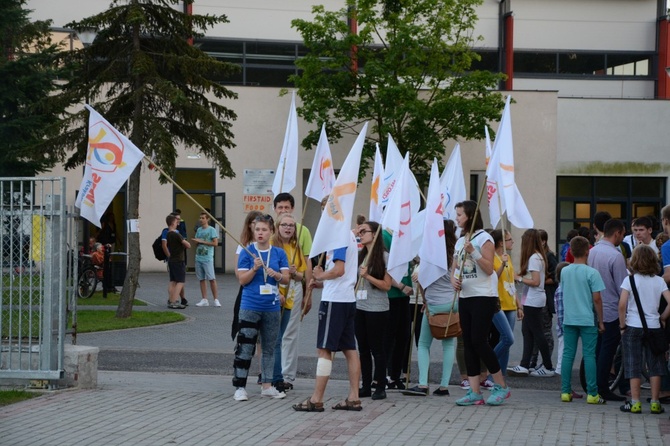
[162,194,670,415]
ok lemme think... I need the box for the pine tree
[0,0,65,177]
[47,0,239,318]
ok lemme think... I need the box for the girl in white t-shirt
[618,245,670,414]
[509,229,554,377]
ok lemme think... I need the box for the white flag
[272,91,299,197]
[309,123,368,258]
[486,95,534,229]
[380,134,403,207]
[75,105,145,228]
[369,144,384,222]
[419,159,448,289]
[439,143,466,224]
[382,154,414,283]
[304,124,335,202]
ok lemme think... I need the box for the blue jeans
[493,310,516,375]
[562,325,598,396]
[272,308,291,383]
[232,309,280,388]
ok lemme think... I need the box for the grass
[75,310,185,333]
[76,291,147,306]
[0,389,40,407]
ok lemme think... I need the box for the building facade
[26,0,670,271]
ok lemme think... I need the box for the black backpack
[152,234,167,261]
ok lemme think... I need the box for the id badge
[356,290,368,300]
[259,284,273,295]
[454,268,461,280]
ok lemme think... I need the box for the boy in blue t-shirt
[559,236,606,404]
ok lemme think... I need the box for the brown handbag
[427,310,461,339]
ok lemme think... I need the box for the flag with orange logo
[75,105,145,227]
[419,159,448,289]
[486,95,534,229]
[309,123,368,258]
[382,153,414,283]
[369,144,384,222]
[305,124,335,202]
[272,91,299,197]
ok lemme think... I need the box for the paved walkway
[1,273,670,445]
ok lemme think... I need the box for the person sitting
[90,242,105,280]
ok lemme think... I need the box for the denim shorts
[195,260,215,281]
[622,327,667,379]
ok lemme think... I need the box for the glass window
[594,177,627,198]
[632,177,664,198]
[559,200,575,219]
[514,52,556,74]
[175,169,214,191]
[558,177,592,196]
[558,52,604,75]
[606,54,651,76]
[471,50,498,72]
[245,66,293,87]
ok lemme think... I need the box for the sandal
[332,398,362,411]
[292,398,324,412]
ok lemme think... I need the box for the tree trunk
[116,166,141,318]
[116,5,144,319]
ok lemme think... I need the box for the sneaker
[213,299,221,307]
[168,302,186,309]
[587,394,606,405]
[460,379,470,390]
[640,381,651,390]
[620,400,642,413]
[387,380,405,390]
[359,387,372,398]
[651,402,665,414]
[273,381,286,393]
[480,379,494,390]
[181,298,188,306]
[433,387,450,396]
[455,389,485,406]
[402,386,428,396]
[529,365,555,378]
[261,386,286,399]
[507,365,529,377]
[561,393,573,402]
[196,299,209,307]
[486,384,510,406]
[234,387,248,401]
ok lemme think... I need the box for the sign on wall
[243,169,275,213]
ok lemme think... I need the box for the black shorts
[168,261,186,283]
[316,301,357,352]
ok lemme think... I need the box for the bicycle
[77,254,101,299]
[579,342,649,393]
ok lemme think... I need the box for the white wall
[515,78,655,99]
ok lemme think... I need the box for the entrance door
[211,193,226,272]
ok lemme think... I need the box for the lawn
[75,310,185,332]
[76,291,147,306]
[0,389,39,407]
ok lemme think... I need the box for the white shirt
[321,231,358,303]
[454,230,498,298]
[522,252,546,308]
[621,274,667,329]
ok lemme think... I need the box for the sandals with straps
[332,398,362,411]
[292,398,324,412]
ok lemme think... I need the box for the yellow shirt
[494,253,517,311]
[272,240,306,310]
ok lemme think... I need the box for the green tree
[291,0,505,183]
[47,0,238,318]
[0,0,65,177]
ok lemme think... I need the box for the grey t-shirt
[424,269,456,308]
[356,253,390,312]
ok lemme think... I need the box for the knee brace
[316,357,332,377]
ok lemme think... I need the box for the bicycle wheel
[580,343,625,393]
[77,269,97,299]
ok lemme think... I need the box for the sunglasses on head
[255,214,274,224]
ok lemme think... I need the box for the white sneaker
[234,387,248,401]
[196,299,209,307]
[480,379,495,390]
[529,365,555,377]
[213,299,221,307]
[460,379,470,390]
[507,365,529,376]
[261,386,286,399]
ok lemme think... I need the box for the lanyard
[254,243,272,283]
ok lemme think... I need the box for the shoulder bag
[629,275,668,356]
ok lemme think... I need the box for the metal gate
[0,177,76,381]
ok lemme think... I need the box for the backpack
[152,235,167,261]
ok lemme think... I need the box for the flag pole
[354,224,383,293]
[405,282,421,388]
[145,156,253,258]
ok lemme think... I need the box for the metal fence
[0,177,76,381]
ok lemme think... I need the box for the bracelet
[470,250,482,261]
